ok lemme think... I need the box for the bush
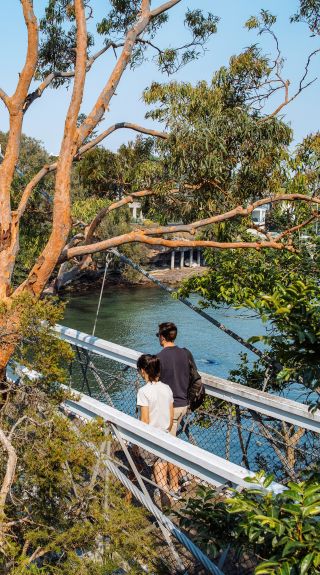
[177,473,320,574]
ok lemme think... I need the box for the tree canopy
[0,1,319,571]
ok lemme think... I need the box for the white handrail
[7,362,285,493]
[64,389,285,494]
[54,324,320,433]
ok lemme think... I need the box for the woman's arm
[140,405,149,425]
[169,402,174,432]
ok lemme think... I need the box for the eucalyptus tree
[0,0,219,375]
[0,0,319,461]
[0,2,319,569]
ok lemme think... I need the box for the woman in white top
[136,354,173,501]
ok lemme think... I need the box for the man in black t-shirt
[156,321,195,437]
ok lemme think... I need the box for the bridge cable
[109,248,268,360]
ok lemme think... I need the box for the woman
[136,354,174,504]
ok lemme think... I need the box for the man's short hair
[158,322,177,342]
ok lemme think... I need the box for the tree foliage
[180,238,320,403]
[292,0,320,35]
[143,52,292,222]
[177,474,320,574]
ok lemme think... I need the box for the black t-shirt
[157,345,191,407]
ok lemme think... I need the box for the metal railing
[55,324,320,434]
[41,325,319,573]
[64,390,284,493]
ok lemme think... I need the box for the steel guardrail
[54,324,320,433]
[64,389,285,493]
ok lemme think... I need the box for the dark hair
[158,322,177,342]
[137,354,160,382]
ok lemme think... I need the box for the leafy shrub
[177,473,320,574]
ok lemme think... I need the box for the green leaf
[263,474,275,488]
[282,540,305,556]
[304,485,320,499]
[303,505,320,517]
[300,552,315,575]
[255,561,280,574]
[281,503,302,515]
[279,563,291,575]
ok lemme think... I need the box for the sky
[0,1,319,155]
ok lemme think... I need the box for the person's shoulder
[180,346,192,358]
[158,381,173,398]
[137,383,151,402]
[157,347,169,356]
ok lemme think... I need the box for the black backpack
[184,349,206,412]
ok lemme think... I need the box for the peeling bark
[0,0,319,378]
[16,0,87,298]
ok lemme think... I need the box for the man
[156,322,192,437]
[156,322,198,493]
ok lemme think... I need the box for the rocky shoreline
[60,266,207,295]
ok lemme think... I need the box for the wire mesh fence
[64,344,320,574]
[68,346,320,484]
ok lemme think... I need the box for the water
[63,286,265,379]
[63,286,317,478]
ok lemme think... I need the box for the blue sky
[0,1,319,154]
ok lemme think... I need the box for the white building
[251,205,270,227]
[129,201,143,222]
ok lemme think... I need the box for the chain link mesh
[66,345,320,574]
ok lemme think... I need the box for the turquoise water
[63,286,265,380]
[62,286,316,477]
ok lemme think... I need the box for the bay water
[63,286,265,380]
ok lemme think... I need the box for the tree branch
[84,189,158,246]
[0,1,38,298]
[77,0,154,146]
[114,193,320,237]
[275,214,319,241]
[150,0,182,18]
[23,43,123,113]
[16,0,88,297]
[61,233,292,261]
[17,123,167,218]
[250,412,296,480]
[12,0,38,108]
[259,48,320,122]
[17,164,57,219]
[0,88,10,111]
[77,121,168,157]
[8,416,29,440]
[60,193,320,261]
[140,0,151,13]
[0,427,17,518]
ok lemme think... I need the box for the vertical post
[189,248,193,267]
[103,432,112,556]
[104,439,111,514]
[180,249,184,269]
[171,250,175,270]
[197,248,201,267]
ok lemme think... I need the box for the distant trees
[0,1,319,377]
[0,2,319,567]
[0,0,218,375]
